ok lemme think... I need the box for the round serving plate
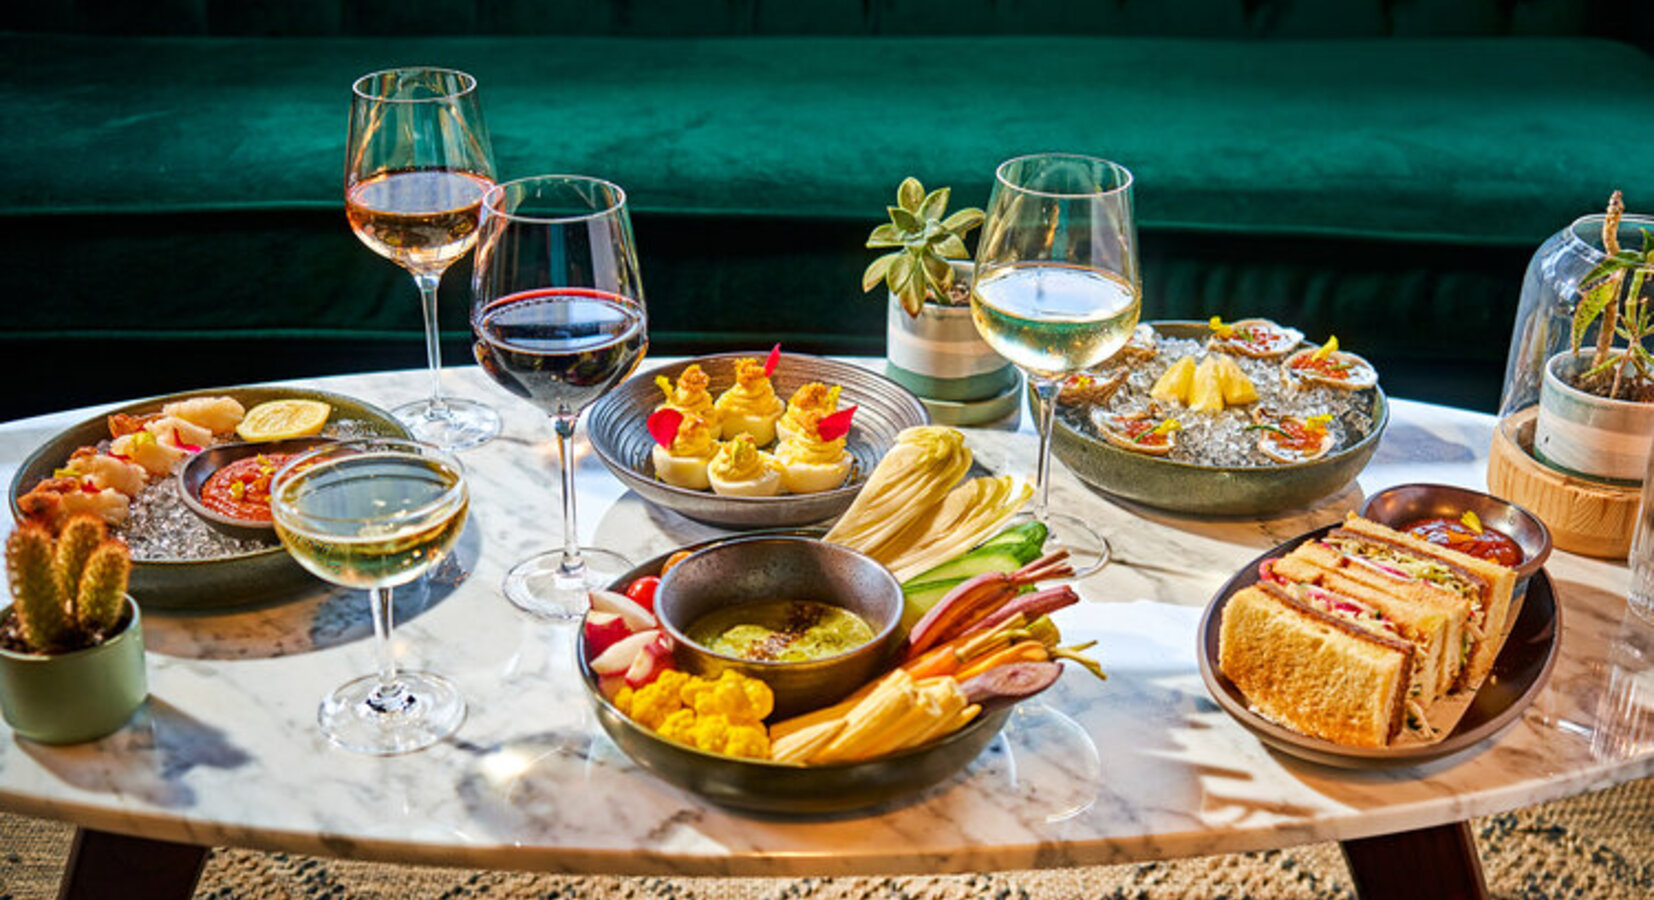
[1197,524,1561,768]
[8,386,410,610]
[587,353,929,529]
[1049,321,1388,517]
[579,537,1010,815]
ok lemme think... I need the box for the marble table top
[0,364,1649,877]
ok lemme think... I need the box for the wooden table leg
[1339,820,1488,900]
[57,827,209,900]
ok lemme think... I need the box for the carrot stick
[955,640,1049,681]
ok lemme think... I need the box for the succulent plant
[863,177,985,317]
[5,515,130,654]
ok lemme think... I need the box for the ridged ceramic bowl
[8,386,409,610]
[1049,321,1388,517]
[581,538,1009,815]
[587,353,929,528]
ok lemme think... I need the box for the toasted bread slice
[1272,552,1466,702]
[1219,582,1415,748]
[1331,516,1517,690]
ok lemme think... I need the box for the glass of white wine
[346,67,501,452]
[271,439,470,755]
[971,154,1140,576]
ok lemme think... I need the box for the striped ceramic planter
[1534,351,1654,484]
[883,265,1016,403]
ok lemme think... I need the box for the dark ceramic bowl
[587,353,929,529]
[1048,321,1388,517]
[581,540,1009,815]
[1359,483,1553,600]
[175,437,339,540]
[8,386,409,610]
[655,536,903,718]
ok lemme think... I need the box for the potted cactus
[864,177,1020,423]
[0,515,147,743]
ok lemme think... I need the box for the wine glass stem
[414,271,448,411]
[553,414,585,574]
[367,585,407,712]
[1030,374,1059,520]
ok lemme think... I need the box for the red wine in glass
[473,288,647,416]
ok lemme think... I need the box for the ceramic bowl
[8,386,409,610]
[586,353,928,528]
[1359,483,1553,599]
[580,539,1009,815]
[1048,321,1388,517]
[175,437,339,540]
[655,535,903,718]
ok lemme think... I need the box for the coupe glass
[271,439,470,755]
[346,67,501,451]
[971,154,1140,576]
[471,175,648,619]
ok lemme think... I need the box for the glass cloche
[1491,195,1654,559]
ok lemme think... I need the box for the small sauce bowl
[655,536,903,718]
[1360,483,1553,600]
[176,437,338,540]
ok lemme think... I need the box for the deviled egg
[775,382,841,444]
[774,418,852,494]
[707,435,783,497]
[714,357,785,445]
[650,413,719,490]
[655,364,720,427]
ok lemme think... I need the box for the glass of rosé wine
[346,67,501,452]
[471,175,648,619]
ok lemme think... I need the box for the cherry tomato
[625,575,661,612]
[660,550,693,575]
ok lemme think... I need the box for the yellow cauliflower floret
[651,669,692,698]
[656,709,697,745]
[722,725,771,760]
[626,677,687,730]
[613,686,636,717]
[681,670,774,724]
[686,713,733,753]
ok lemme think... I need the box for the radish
[589,589,657,631]
[624,634,677,688]
[583,611,633,657]
[590,629,660,675]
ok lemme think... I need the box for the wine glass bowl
[471,175,648,619]
[270,438,470,754]
[346,67,501,452]
[971,154,1140,576]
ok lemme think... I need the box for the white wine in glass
[347,67,501,452]
[972,154,1140,577]
[272,439,470,755]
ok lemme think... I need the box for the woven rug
[2,777,1650,899]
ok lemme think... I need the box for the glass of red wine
[471,175,648,619]
[346,67,502,452]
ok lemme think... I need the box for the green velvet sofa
[2,1,1651,419]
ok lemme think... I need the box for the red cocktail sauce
[199,453,295,523]
[1403,517,1522,567]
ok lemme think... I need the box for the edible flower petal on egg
[707,435,783,497]
[655,364,719,425]
[650,413,719,490]
[713,357,786,444]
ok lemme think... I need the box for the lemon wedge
[236,399,331,442]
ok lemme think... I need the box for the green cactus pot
[0,596,147,744]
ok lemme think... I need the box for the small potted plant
[864,177,1019,421]
[0,515,147,743]
[1533,191,1654,483]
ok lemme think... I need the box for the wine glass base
[318,670,466,755]
[1020,511,1110,578]
[503,547,634,621]
[393,397,501,452]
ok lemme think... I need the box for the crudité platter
[7,386,409,609]
[572,424,1107,812]
[1050,319,1388,516]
